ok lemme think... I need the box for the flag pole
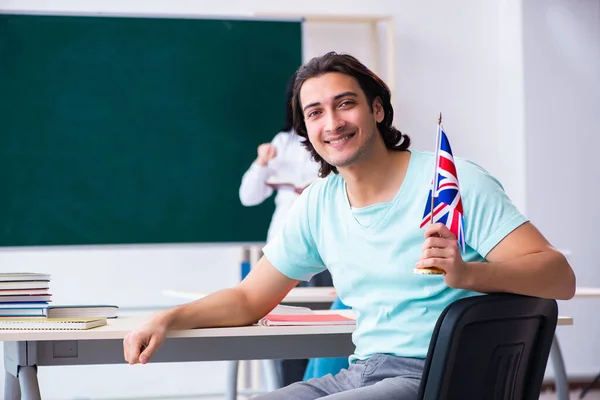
[430,113,442,224]
[415,113,445,275]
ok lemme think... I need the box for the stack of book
[0,273,118,330]
[0,272,52,318]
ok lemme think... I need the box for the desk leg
[5,370,21,400]
[18,366,41,400]
[551,335,570,400]
[4,341,42,400]
[225,360,239,400]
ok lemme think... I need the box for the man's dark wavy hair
[291,52,410,177]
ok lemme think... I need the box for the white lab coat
[239,131,320,242]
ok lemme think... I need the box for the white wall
[522,0,600,379]
[0,0,595,398]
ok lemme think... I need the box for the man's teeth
[330,136,351,145]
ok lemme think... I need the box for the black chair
[417,293,558,400]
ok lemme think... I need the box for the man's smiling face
[300,72,384,170]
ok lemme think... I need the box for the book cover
[0,317,107,330]
[258,313,355,327]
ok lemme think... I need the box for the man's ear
[373,97,385,123]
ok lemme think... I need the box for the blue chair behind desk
[417,293,558,400]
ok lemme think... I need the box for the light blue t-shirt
[263,150,528,363]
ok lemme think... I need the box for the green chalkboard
[0,14,301,246]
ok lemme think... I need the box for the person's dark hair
[280,71,297,133]
[292,52,410,177]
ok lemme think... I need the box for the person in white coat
[239,74,320,243]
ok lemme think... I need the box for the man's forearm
[463,250,576,300]
[156,287,261,330]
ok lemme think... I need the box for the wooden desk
[2,314,572,400]
[2,314,355,400]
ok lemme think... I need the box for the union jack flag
[420,127,465,252]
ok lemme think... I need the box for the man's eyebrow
[333,91,358,101]
[302,91,359,112]
[303,101,320,112]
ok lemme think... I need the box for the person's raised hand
[256,143,277,166]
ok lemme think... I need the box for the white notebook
[0,318,107,330]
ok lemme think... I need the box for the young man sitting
[123,52,575,400]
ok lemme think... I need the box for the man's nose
[324,112,345,133]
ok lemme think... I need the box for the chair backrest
[417,293,558,400]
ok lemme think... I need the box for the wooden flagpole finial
[438,112,442,125]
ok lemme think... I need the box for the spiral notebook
[0,317,107,330]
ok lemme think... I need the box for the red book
[258,313,355,327]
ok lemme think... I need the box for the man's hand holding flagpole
[415,113,466,276]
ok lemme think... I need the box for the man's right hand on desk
[123,313,169,365]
